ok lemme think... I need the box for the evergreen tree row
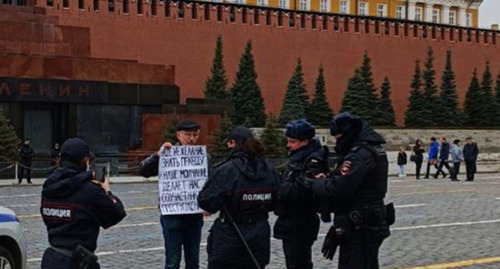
[340,53,396,126]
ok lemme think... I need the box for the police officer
[198,126,280,269]
[139,120,204,269]
[309,113,393,269]
[18,139,34,184]
[40,138,126,269]
[273,119,329,269]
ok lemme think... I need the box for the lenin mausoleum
[0,0,499,154]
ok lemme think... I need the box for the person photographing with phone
[40,138,126,269]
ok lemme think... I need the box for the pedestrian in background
[463,137,479,181]
[450,139,464,181]
[50,143,60,167]
[434,137,457,181]
[139,120,204,269]
[397,146,407,178]
[424,137,439,179]
[198,126,280,269]
[18,139,34,184]
[412,139,425,180]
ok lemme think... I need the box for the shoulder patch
[340,160,352,176]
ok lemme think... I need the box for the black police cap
[176,120,201,131]
[60,138,91,164]
[224,126,254,144]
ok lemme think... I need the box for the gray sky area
[479,0,499,29]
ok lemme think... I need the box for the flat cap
[224,126,254,143]
[285,119,315,140]
[176,120,201,131]
[60,138,91,164]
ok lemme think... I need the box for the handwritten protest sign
[158,145,208,215]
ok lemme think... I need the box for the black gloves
[321,225,339,260]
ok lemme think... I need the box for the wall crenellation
[35,0,498,46]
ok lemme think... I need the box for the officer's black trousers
[338,238,383,269]
[17,164,32,183]
[41,247,100,269]
[282,240,314,269]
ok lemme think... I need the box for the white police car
[0,206,27,269]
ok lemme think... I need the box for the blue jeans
[160,214,203,269]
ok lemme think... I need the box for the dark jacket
[397,152,407,165]
[311,122,390,241]
[198,150,280,268]
[273,138,329,243]
[439,142,450,161]
[19,145,35,164]
[463,143,479,161]
[413,145,425,162]
[40,162,126,252]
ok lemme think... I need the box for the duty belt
[50,246,73,257]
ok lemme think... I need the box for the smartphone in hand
[94,164,107,182]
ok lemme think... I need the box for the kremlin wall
[26,0,500,126]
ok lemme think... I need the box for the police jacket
[311,122,390,240]
[273,138,329,242]
[463,143,479,161]
[439,142,450,161]
[40,162,126,252]
[19,145,34,164]
[198,150,280,268]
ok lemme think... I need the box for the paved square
[1,174,499,269]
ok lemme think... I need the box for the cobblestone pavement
[1,174,499,269]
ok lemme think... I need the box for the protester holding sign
[139,120,204,269]
[198,126,281,269]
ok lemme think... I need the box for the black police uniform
[198,150,280,269]
[40,138,126,269]
[18,144,34,183]
[311,114,393,269]
[273,138,329,269]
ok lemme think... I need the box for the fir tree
[477,62,496,126]
[377,77,396,126]
[209,112,234,159]
[464,69,482,127]
[163,108,179,144]
[405,60,430,127]
[437,50,462,127]
[0,109,20,162]
[421,47,439,126]
[495,71,500,126]
[358,52,379,124]
[204,35,230,100]
[341,69,370,119]
[279,58,309,124]
[231,41,267,127]
[308,65,334,126]
[260,114,287,158]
